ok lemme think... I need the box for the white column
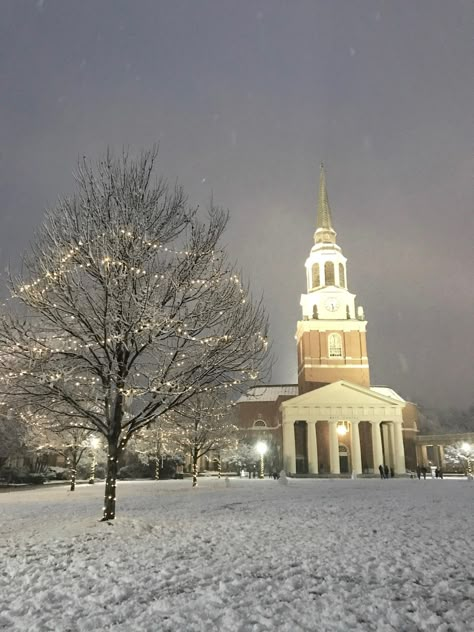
[282,413,296,474]
[421,445,428,466]
[393,421,406,475]
[438,445,445,469]
[307,421,318,474]
[329,421,340,474]
[382,424,391,466]
[371,421,384,473]
[351,421,362,474]
[388,423,396,468]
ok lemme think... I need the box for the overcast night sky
[0,1,472,410]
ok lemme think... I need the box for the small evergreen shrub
[25,472,46,485]
[117,462,152,479]
[0,466,28,484]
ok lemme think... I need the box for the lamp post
[256,441,267,479]
[89,436,100,484]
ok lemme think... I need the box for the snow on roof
[237,384,298,403]
[370,386,406,403]
[238,384,406,404]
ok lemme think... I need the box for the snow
[370,386,406,402]
[237,385,298,402]
[1,478,473,631]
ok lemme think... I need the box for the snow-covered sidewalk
[1,478,473,631]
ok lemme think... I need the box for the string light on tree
[0,148,271,521]
[88,435,101,484]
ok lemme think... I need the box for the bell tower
[296,165,370,393]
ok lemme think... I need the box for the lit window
[328,333,343,357]
[339,263,345,288]
[325,261,335,286]
[312,263,320,288]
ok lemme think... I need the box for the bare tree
[0,148,271,519]
[221,435,281,477]
[0,412,28,469]
[128,421,177,480]
[220,441,258,475]
[36,426,95,491]
[166,392,239,486]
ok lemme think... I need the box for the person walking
[378,464,385,479]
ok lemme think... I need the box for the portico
[281,380,407,475]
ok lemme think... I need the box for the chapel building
[238,165,418,475]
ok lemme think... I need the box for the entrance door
[339,445,349,474]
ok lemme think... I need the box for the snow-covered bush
[117,463,152,480]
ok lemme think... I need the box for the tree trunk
[89,452,96,484]
[69,453,77,492]
[192,447,198,487]
[102,441,120,520]
[70,468,76,492]
[217,454,221,479]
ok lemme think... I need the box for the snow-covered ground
[1,478,473,632]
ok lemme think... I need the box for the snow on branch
[0,148,272,518]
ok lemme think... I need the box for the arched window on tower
[253,419,267,428]
[311,263,320,289]
[339,263,346,288]
[324,261,335,286]
[328,333,343,357]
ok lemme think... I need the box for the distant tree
[166,392,239,486]
[440,407,474,433]
[444,441,474,477]
[36,426,97,491]
[418,404,474,434]
[416,407,444,434]
[221,441,257,473]
[0,412,28,469]
[0,148,271,519]
[221,435,281,476]
[128,421,178,479]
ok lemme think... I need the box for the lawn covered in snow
[0,477,473,632]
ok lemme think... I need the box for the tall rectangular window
[312,263,320,288]
[328,333,343,357]
[325,261,335,286]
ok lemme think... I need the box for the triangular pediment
[281,380,406,410]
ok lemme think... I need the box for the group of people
[378,464,394,479]
[415,465,443,480]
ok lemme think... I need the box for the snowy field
[0,478,473,632]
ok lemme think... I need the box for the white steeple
[300,164,363,321]
[296,165,370,393]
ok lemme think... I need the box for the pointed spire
[314,163,336,244]
[317,163,333,229]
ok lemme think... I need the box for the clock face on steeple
[325,297,340,312]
